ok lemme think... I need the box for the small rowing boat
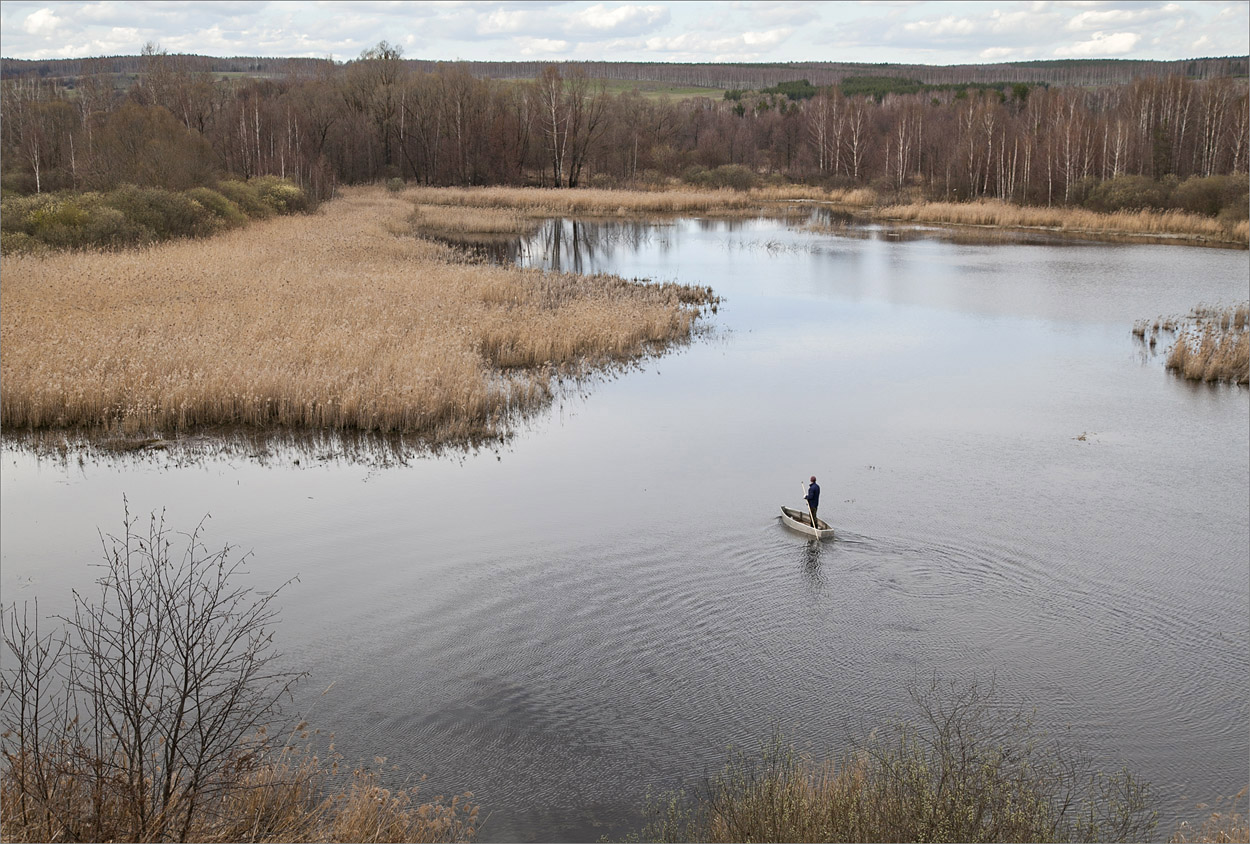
[780,505,835,540]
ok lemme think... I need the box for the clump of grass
[0,186,716,441]
[1170,788,1249,843]
[877,199,1249,245]
[640,678,1157,843]
[1164,303,1250,385]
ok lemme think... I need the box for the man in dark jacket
[804,476,820,525]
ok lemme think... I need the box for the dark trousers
[807,504,818,525]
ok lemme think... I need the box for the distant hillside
[3,54,1247,89]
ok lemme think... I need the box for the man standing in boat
[804,476,820,525]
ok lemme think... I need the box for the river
[2,216,1247,841]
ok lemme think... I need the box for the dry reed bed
[0,186,715,439]
[878,200,1250,245]
[398,185,852,217]
[1163,303,1250,385]
[409,204,539,237]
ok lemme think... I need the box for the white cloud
[978,46,1017,60]
[644,27,793,56]
[568,4,669,34]
[1053,30,1140,56]
[517,36,572,56]
[22,7,64,36]
[0,1,1243,65]
[902,15,978,37]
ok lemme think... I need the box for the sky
[1,1,1247,65]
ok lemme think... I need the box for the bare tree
[1,503,302,842]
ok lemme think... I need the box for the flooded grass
[1160,303,1250,385]
[0,186,717,442]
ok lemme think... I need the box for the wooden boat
[780,505,835,540]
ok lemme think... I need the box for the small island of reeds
[1136,303,1250,385]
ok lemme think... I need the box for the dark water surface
[3,218,1247,841]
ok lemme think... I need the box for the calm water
[2,218,1247,841]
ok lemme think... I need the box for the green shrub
[0,194,57,234]
[1173,175,1249,220]
[215,179,272,219]
[253,175,310,214]
[186,187,248,228]
[0,231,45,255]
[386,177,406,193]
[1083,175,1172,212]
[681,164,758,191]
[82,205,150,250]
[101,185,217,241]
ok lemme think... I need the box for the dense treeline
[4,54,1246,88]
[2,44,1247,215]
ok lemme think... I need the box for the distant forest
[2,47,1247,207]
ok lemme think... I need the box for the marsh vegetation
[639,679,1158,843]
[1135,303,1250,385]
[0,187,716,442]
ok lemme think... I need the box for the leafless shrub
[1,504,478,843]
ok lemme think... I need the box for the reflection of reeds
[0,187,716,440]
[1163,303,1250,385]
[878,200,1249,245]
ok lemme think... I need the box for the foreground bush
[640,678,1157,843]
[1,505,477,843]
[0,178,310,254]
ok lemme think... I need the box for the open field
[0,187,716,440]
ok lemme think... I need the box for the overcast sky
[1,1,1247,65]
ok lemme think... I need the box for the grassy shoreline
[0,186,716,441]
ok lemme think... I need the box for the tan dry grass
[399,185,876,220]
[1,743,479,843]
[1170,788,1250,843]
[409,204,538,237]
[1165,303,1250,385]
[399,185,765,216]
[878,199,1249,245]
[0,186,715,439]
